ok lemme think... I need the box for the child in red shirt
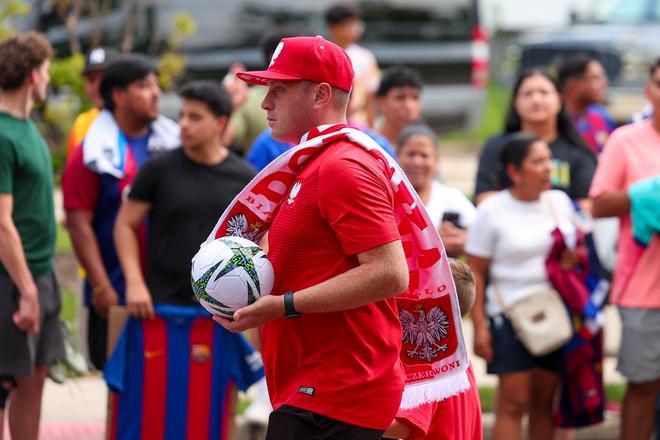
[385,258,483,440]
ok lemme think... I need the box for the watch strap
[283,291,300,319]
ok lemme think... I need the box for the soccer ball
[191,236,274,318]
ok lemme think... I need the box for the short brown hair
[0,32,53,91]
[449,258,475,317]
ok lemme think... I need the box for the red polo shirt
[262,126,405,429]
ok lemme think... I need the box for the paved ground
[30,147,624,439]
[24,315,621,439]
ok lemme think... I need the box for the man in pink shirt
[590,58,660,440]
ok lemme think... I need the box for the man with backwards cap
[66,47,119,160]
[215,36,408,439]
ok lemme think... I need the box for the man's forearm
[0,220,37,295]
[467,256,489,328]
[113,220,144,286]
[470,271,488,328]
[65,213,112,288]
[592,191,631,218]
[294,254,408,314]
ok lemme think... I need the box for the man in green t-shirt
[0,32,64,440]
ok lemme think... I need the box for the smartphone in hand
[441,211,462,229]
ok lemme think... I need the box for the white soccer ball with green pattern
[191,236,274,318]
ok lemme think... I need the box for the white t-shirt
[425,180,477,229]
[465,189,575,317]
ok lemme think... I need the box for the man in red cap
[215,36,409,439]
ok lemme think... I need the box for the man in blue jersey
[558,54,616,154]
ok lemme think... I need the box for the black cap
[83,47,119,75]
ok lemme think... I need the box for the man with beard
[62,55,179,369]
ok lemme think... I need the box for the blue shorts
[487,314,564,375]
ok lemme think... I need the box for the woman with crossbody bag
[466,133,580,440]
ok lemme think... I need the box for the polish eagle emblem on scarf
[400,306,450,362]
[226,214,259,241]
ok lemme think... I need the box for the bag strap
[492,193,554,317]
[490,280,511,318]
[542,192,560,226]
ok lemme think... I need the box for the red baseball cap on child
[236,36,355,92]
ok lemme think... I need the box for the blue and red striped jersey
[571,104,616,154]
[104,305,264,440]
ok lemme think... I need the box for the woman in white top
[397,124,476,257]
[466,132,579,440]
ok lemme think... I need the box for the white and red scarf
[82,109,180,178]
[206,125,470,408]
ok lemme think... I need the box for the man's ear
[111,87,125,110]
[314,83,333,108]
[563,78,577,97]
[376,95,386,113]
[27,68,39,87]
[216,115,229,134]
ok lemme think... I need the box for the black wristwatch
[283,291,301,319]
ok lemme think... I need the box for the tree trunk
[121,0,137,53]
[89,0,102,47]
[65,0,83,54]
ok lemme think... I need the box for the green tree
[0,0,30,39]
[158,12,197,91]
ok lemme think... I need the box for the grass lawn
[444,82,510,142]
[479,383,626,413]
[56,223,77,324]
[60,289,77,324]
[56,222,72,254]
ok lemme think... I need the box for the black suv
[30,0,488,132]
[502,0,660,122]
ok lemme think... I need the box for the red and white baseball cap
[236,36,354,92]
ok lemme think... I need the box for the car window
[166,0,476,49]
[591,0,659,23]
[360,0,476,42]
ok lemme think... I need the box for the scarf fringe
[399,369,471,410]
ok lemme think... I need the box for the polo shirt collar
[300,123,350,143]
